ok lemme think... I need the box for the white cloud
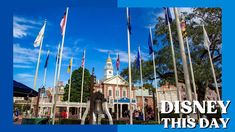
[62,46,77,60]
[13,43,82,71]
[13,43,47,66]
[14,73,34,86]
[14,64,33,69]
[16,73,34,78]
[95,48,148,63]
[13,16,42,38]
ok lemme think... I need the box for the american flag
[81,50,85,68]
[60,10,67,36]
[116,53,120,71]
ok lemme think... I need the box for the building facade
[93,54,137,117]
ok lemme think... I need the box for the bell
[94,99,103,114]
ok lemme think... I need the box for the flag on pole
[127,8,131,34]
[67,57,72,73]
[81,50,85,68]
[164,8,172,24]
[60,10,67,36]
[202,25,211,50]
[34,22,46,47]
[44,50,50,68]
[148,31,154,55]
[136,48,141,68]
[116,53,120,71]
[180,19,187,39]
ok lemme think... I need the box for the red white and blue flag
[60,10,67,36]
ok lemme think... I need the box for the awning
[114,97,136,103]
[13,80,38,97]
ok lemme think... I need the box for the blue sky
[13,6,168,90]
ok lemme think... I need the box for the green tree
[63,67,91,102]
[121,8,222,103]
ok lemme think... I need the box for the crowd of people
[133,106,155,121]
[111,105,155,121]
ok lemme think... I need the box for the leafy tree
[63,67,91,102]
[121,8,222,103]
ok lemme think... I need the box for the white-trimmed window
[116,90,119,97]
[108,86,113,97]
[122,87,127,98]
[115,87,120,98]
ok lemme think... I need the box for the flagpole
[68,57,73,103]
[52,7,69,125]
[116,53,119,120]
[207,46,221,101]
[202,25,221,101]
[138,46,145,121]
[40,66,47,117]
[43,68,47,87]
[51,43,60,119]
[33,20,46,91]
[116,70,119,120]
[166,12,182,118]
[185,37,197,101]
[126,7,133,125]
[40,50,49,117]
[67,57,73,119]
[149,26,160,124]
[43,51,50,87]
[39,91,44,118]
[79,49,86,119]
[57,7,69,83]
[173,8,192,102]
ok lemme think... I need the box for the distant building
[135,88,153,111]
[156,83,220,112]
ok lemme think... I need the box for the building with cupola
[94,54,137,118]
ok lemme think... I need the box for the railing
[39,102,87,108]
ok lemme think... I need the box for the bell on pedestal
[94,99,103,114]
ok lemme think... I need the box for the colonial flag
[116,53,120,71]
[136,48,141,68]
[60,10,67,36]
[34,22,46,47]
[44,50,50,68]
[67,57,72,73]
[202,24,211,50]
[81,50,85,68]
[148,31,154,55]
[180,19,187,39]
[127,8,131,34]
[164,8,172,24]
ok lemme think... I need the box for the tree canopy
[63,67,91,102]
[120,8,222,102]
